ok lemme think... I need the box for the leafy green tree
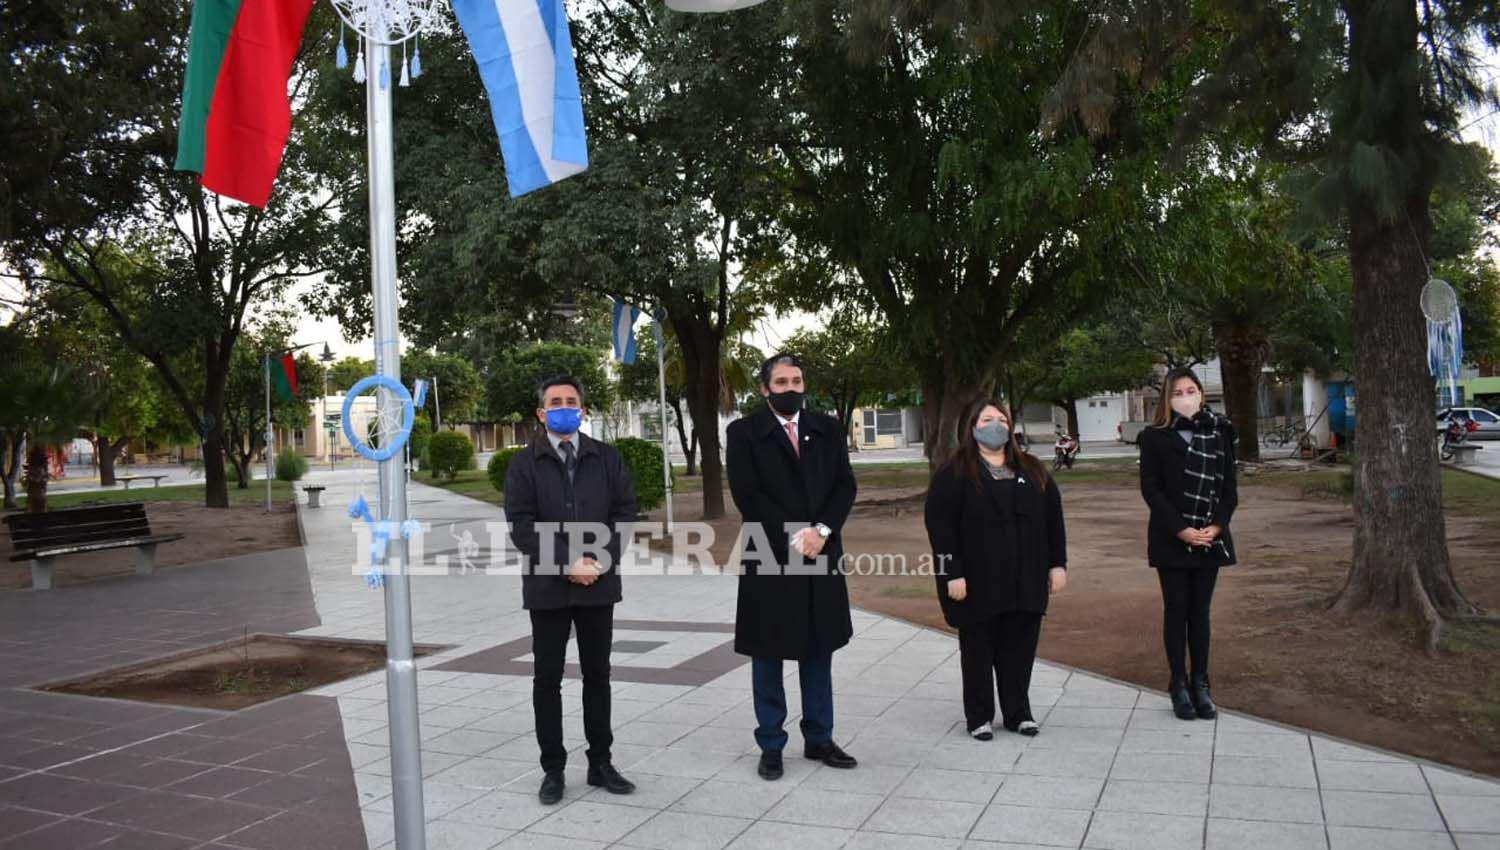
[403,350,484,428]
[782,320,919,449]
[327,356,375,393]
[486,343,614,427]
[2,5,341,509]
[763,2,1190,467]
[878,0,1500,640]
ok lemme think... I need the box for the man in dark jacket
[726,353,859,781]
[503,375,637,805]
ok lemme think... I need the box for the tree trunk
[670,399,697,476]
[95,434,129,487]
[1213,323,1266,463]
[920,363,986,469]
[1331,199,1478,642]
[1,432,20,510]
[1063,398,1080,439]
[673,315,726,519]
[202,404,231,506]
[23,440,50,513]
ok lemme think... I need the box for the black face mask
[767,390,804,415]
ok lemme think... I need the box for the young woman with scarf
[1139,368,1239,721]
[925,399,1068,740]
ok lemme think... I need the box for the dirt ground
[647,475,1500,778]
[44,636,394,710]
[0,500,301,589]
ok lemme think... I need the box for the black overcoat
[726,405,857,660]
[503,432,638,610]
[1137,423,1239,570]
[924,463,1068,629]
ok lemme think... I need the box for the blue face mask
[545,407,583,435]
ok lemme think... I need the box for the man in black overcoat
[725,352,859,781]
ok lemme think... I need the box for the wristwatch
[815,523,832,539]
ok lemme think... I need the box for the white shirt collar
[772,408,801,429]
[546,430,576,456]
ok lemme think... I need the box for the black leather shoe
[586,762,636,795]
[538,771,565,805]
[758,750,784,780]
[1169,675,1196,720]
[804,742,857,769]
[1190,673,1218,720]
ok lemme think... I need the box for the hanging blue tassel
[411,40,423,78]
[379,58,390,90]
[336,23,348,69]
[353,46,366,83]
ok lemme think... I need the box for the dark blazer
[726,405,857,660]
[924,463,1067,628]
[1138,423,1238,570]
[503,432,638,610]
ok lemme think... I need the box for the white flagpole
[654,319,674,535]
[363,36,427,850]
[264,353,273,512]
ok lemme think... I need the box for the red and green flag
[272,353,298,402]
[174,0,316,207]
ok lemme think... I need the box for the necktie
[560,440,577,481]
[785,420,799,458]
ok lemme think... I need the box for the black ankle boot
[1190,673,1217,720]
[1169,675,1196,720]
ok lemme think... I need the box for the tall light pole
[320,343,337,471]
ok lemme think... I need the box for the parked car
[1436,407,1500,441]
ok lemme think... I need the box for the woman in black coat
[925,398,1068,740]
[1138,367,1238,721]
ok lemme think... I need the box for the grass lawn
[420,468,502,507]
[20,480,297,510]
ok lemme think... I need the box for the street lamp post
[320,343,337,471]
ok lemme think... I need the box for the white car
[1437,407,1500,441]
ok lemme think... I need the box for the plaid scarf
[1175,407,1231,560]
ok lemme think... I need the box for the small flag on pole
[271,353,298,402]
[451,0,589,197]
[174,0,318,207]
[612,298,642,365]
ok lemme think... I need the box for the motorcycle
[1052,429,1080,470]
[1440,416,1478,461]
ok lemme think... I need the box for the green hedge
[274,447,308,482]
[487,446,525,492]
[613,437,667,512]
[426,431,475,481]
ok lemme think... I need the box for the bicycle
[1261,421,1307,448]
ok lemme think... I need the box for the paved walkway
[289,469,1500,850]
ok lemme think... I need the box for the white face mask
[1171,395,1201,419]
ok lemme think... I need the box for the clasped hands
[568,557,601,585]
[1176,524,1222,549]
[789,525,828,559]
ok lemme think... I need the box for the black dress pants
[958,611,1043,731]
[530,604,613,773]
[1156,566,1219,679]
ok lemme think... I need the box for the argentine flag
[452,0,588,197]
[612,298,642,365]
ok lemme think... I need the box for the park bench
[3,503,184,590]
[116,474,169,489]
[1448,443,1483,466]
[303,485,327,508]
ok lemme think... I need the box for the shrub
[274,447,308,482]
[409,414,432,471]
[613,437,667,512]
[487,446,524,493]
[426,431,475,481]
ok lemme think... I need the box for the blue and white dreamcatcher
[343,374,428,588]
[1422,278,1464,409]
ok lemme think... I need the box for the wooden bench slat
[9,516,153,541]
[5,504,147,530]
[11,525,155,549]
[10,533,185,562]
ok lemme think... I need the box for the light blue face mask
[973,421,1010,450]
[545,407,582,435]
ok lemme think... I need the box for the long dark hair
[944,396,1051,491]
[1151,367,1206,429]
